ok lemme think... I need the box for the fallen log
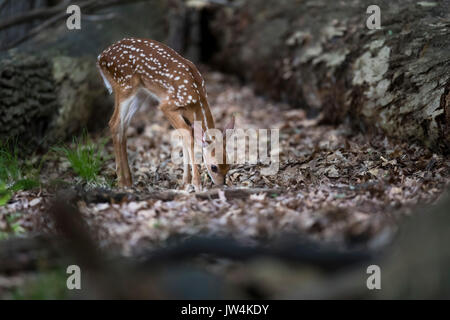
[209,0,450,153]
[0,54,110,151]
[63,187,284,203]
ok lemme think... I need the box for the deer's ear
[223,115,235,135]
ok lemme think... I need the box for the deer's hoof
[183,184,196,193]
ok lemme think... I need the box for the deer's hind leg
[110,91,140,187]
[109,93,126,187]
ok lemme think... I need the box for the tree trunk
[209,0,450,153]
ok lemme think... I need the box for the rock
[209,0,450,153]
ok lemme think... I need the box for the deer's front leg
[161,103,201,191]
[189,141,201,190]
[183,156,192,186]
[109,95,133,188]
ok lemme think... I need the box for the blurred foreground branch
[2,188,449,299]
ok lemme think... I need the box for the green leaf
[0,182,12,206]
[11,178,40,192]
[0,192,11,206]
[53,130,106,184]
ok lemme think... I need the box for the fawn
[97,38,234,190]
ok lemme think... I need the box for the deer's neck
[195,97,215,132]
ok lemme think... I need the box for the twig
[195,187,281,200]
[0,0,70,31]
[68,187,283,203]
[3,10,68,50]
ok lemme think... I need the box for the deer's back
[97,38,206,107]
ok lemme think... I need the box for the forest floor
[1,67,450,258]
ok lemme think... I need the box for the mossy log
[0,54,110,151]
[0,1,170,151]
[209,0,450,153]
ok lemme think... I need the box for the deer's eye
[211,165,218,173]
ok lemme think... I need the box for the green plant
[54,131,108,184]
[0,142,21,185]
[0,212,26,240]
[0,181,11,206]
[12,269,69,300]
[0,141,40,206]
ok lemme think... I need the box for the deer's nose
[215,177,225,185]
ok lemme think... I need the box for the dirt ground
[1,67,449,258]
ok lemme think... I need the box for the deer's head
[195,116,235,185]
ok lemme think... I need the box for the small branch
[69,187,283,204]
[3,10,68,50]
[195,187,282,200]
[0,0,70,31]
[0,0,149,50]
[0,0,150,32]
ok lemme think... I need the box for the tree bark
[209,0,450,153]
[0,54,110,151]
